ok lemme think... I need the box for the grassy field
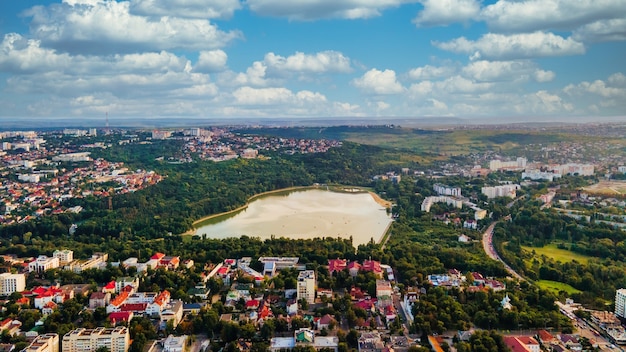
[583,180,626,195]
[536,280,582,295]
[521,243,591,265]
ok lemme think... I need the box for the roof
[108,312,133,322]
[151,252,166,260]
[328,259,347,273]
[538,330,554,341]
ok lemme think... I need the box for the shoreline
[369,191,393,208]
[181,185,393,238]
[182,185,316,236]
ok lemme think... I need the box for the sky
[0,0,625,122]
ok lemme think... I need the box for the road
[481,222,525,281]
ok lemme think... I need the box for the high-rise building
[615,289,626,318]
[23,333,59,352]
[62,327,130,352]
[297,270,316,304]
[0,273,26,295]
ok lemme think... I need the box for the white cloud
[530,90,573,113]
[232,61,269,87]
[195,50,228,73]
[481,0,626,33]
[264,51,352,74]
[564,76,626,98]
[23,0,241,54]
[434,32,585,60]
[129,0,241,19]
[352,68,405,95]
[413,0,480,27]
[462,60,555,82]
[573,18,626,42]
[408,64,456,80]
[232,86,326,105]
[0,34,193,76]
[0,34,72,73]
[534,70,556,83]
[438,75,493,93]
[408,81,434,96]
[246,0,412,20]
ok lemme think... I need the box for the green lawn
[536,280,582,295]
[521,243,591,265]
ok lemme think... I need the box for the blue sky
[0,0,625,122]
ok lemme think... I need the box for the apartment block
[62,327,130,352]
[23,333,59,352]
[0,273,26,295]
[615,289,626,318]
[297,270,316,305]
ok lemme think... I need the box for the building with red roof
[245,299,260,310]
[362,260,383,278]
[103,281,116,293]
[109,311,134,325]
[328,259,347,276]
[120,303,147,313]
[347,262,361,277]
[151,252,166,261]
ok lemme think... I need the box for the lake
[194,188,392,247]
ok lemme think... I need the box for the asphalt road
[481,222,525,281]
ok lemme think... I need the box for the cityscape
[1,0,626,352]
[0,123,625,352]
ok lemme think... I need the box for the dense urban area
[1,124,626,352]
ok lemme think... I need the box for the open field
[536,280,582,295]
[583,180,626,195]
[521,243,591,265]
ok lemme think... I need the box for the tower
[105,112,110,135]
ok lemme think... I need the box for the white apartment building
[615,289,626,318]
[481,185,520,199]
[53,250,74,265]
[23,333,59,352]
[0,273,26,295]
[549,163,595,176]
[297,270,316,304]
[489,157,527,171]
[433,184,462,197]
[29,256,60,273]
[421,196,463,212]
[62,327,130,352]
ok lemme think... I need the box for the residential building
[615,289,626,318]
[89,292,110,309]
[53,250,74,265]
[327,259,347,276]
[376,280,393,308]
[162,335,187,352]
[28,256,60,273]
[160,301,184,329]
[433,184,462,197]
[22,333,59,352]
[481,185,520,199]
[115,277,139,294]
[489,158,527,171]
[297,270,316,304]
[0,273,25,295]
[62,327,130,352]
[270,328,338,352]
